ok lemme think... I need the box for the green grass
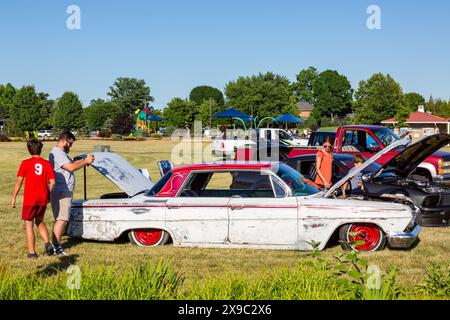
[0,139,449,299]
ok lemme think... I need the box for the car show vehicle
[67,141,421,252]
[287,125,450,183]
[37,130,53,139]
[360,134,450,227]
[213,128,307,158]
[284,153,381,185]
[285,135,450,227]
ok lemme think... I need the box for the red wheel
[339,224,386,251]
[128,229,170,247]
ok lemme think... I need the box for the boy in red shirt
[10,139,56,258]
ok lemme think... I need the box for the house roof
[297,101,314,112]
[381,112,449,124]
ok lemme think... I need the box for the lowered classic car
[67,140,420,252]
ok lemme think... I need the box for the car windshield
[373,128,400,147]
[279,131,292,140]
[274,163,320,196]
[146,171,173,196]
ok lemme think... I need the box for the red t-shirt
[17,157,55,206]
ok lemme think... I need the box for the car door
[228,171,298,246]
[165,171,230,244]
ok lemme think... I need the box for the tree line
[0,69,449,137]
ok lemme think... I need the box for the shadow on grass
[62,237,83,250]
[36,254,79,277]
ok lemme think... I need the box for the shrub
[0,133,11,142]
[98,129,112,138]
[163,126,177,137]
[416,263,450,298]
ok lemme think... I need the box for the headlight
[422,195,441,208]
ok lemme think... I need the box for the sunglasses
[65,140,74,146]
[324,145,332,148]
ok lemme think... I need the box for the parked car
[284,153,381,185]
[37,130,53,139]
[285,134,450,227]
[213,128,307,158]
[287,125,450,183]
[359,134,450,227]
[67,145,420,252]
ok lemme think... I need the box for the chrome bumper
[387,225,421,249]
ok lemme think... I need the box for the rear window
[146,171,173,196]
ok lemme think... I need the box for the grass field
[0,139,449,299]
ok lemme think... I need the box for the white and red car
[68,139,420,252]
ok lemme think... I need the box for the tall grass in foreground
[0,259,448,300]
[181,266,343,300]
[0,260,182,300]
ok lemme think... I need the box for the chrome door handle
[231,206,244,210]
[167,205,180,209]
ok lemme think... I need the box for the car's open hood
[76,152,154,197]
[374,134,450,179]
[324,138,411,198]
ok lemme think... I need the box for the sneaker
[53,243,67,256]
[27,253,38,259]
[45,242,55,256]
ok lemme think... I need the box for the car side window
[179,171,275,198]
[272,178,287,198]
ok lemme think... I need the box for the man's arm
[62,154,95,172]
[10,176,24,208]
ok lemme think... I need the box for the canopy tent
[273,114,304,130]
[213,108,250,119]
[272,114,304,123]
[147,114,166,121]
[212,108,253,130]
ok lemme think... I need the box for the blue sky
[0,0,449,109]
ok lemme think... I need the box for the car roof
[341,125,384,130]
[172,161,274,173]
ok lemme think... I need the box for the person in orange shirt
[315,138,334,189]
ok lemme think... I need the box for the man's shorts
[50,192,73,222]
[22,205,47,221]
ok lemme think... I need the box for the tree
[108,77,154,114]
[404,92,425,113]
[110,112,136,135]
[292,67,318,104]
[196,99,222,125]
[224,72,297,120]
[0,83,16,119]
[36,92,55,128]
[311,70,353,120]
[426,95,437,114]
[52,92,85,130]
[189,86,225,106]
[84,99,121,131]
[9,86,47,133]
[434,99,450,118]
[163,98,198,128]
[353,73,404,124]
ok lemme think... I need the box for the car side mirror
[368,143,380,153]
